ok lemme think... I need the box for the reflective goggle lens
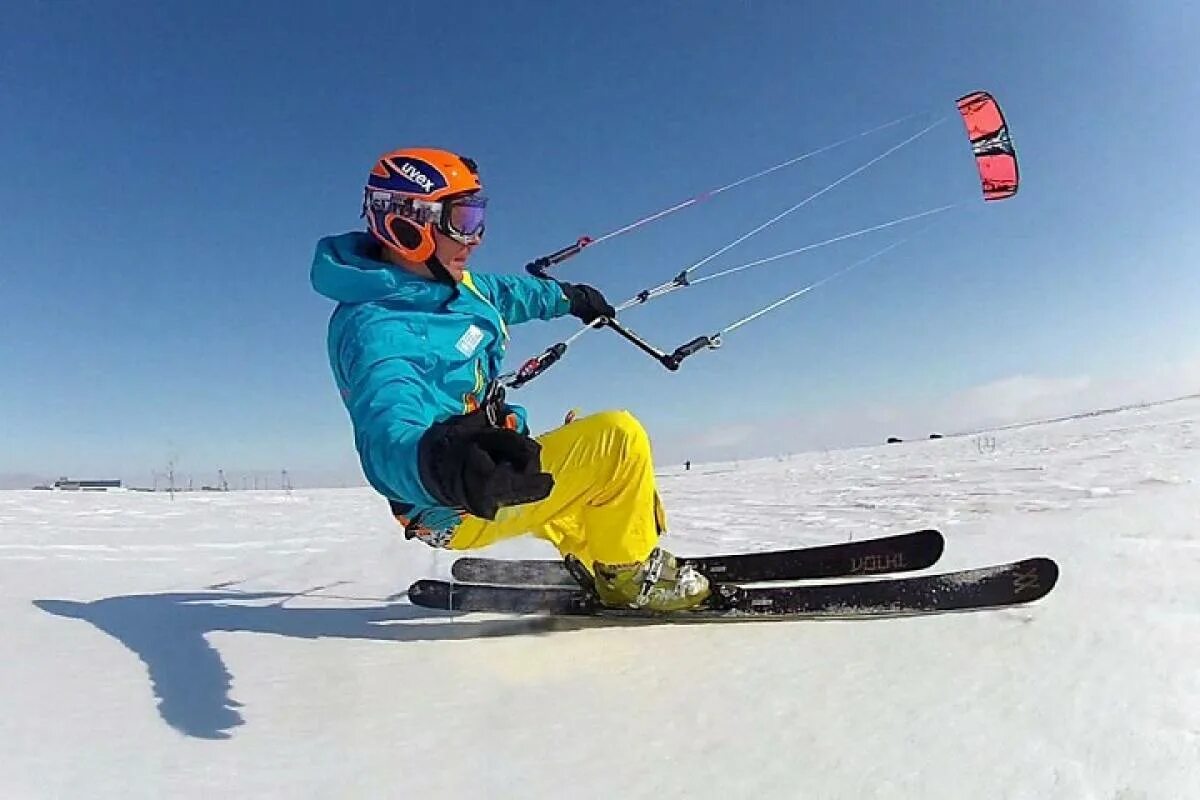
[444,196,487,239]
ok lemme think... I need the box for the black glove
[557,281,615,324]
[417,409,554,520]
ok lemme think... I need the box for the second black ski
[450,528,944,586]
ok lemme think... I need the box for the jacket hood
[310,232,455,307]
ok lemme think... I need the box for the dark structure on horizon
[50,478,123,491]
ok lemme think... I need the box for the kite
[957,91,1019,201]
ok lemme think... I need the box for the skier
[310,147,710,611]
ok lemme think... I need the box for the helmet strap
[425,254,457,287]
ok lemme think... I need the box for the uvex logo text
[400,162,436,193]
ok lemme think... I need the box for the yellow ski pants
[446,410,665,568]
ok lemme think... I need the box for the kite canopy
[957,91,1019,201]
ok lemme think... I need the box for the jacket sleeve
[331,311,440,507]
[472,273,571,325]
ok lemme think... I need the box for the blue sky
[3,1,1199,486]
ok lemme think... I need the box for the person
[310,147,710,611]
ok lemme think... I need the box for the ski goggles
[365,190,487,245]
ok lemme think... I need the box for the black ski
[450,528,944,586]
[410,556,1058,620]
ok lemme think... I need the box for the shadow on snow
[33,588,594,740]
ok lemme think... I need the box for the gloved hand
[417,409,554,520]
[557,281,616,324]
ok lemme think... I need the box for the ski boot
[586,547,711,612]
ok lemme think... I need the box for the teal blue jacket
[311,232,571,530]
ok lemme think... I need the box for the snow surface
[4,399,1200,799]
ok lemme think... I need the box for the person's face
[432,228,477,282]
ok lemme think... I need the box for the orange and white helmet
[363,147,486,263]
